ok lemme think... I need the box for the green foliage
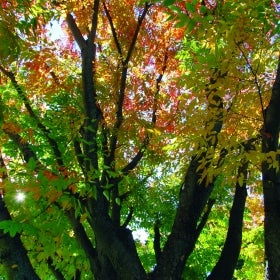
[0,0,279,279]
[0,22,20,61]
[163,0,176,6]
[0,220,23,237]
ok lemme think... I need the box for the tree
[0,0,279,279]
[262,58,280,279]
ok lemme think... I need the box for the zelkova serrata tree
[0,0,279,279]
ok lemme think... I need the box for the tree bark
[0,198,40,280]
[262,58,280,280]
[91,210,147,280]
[207,161,248,280]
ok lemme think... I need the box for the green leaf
[200,5,207,14]
[115,197,121,206]
[175,14,189,28]
[103,190,110,201]
[0,220,22,237]
[163,0,176,6]
[186,2,196,13]
[27,157,37,171]
[169,6,182,13]
[186,19,196,33]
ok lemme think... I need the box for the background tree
[0,0,279,279]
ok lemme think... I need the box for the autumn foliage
[0,0,280,279]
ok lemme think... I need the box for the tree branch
[103,2,123,57]
[64,207,101,276]
[124,3,150,65]
[154,219,162,263]
[235,41,265,122]
[0,65,64,166]
[0,152,39,279]
[263,57,280,138]
[151,69,226,280]
[0,150,8,197]
[121,49,168,174]
[108,4,150,166]
[262,57,280,279]
[65,14,86,50]
[73,137,86,176]
[88,0,100,46]
[122,136,149,174]
[3,128,37,163]
[207,162,248,280]
[3,128,84,204]
[121,207,133,228]
[152,50,168,124]
[195,198,215,238]
[77,1,101,172]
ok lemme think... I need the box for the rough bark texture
[262,58,280,280]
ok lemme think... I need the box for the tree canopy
[0,0,279,279]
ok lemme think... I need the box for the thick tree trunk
[207,162,248,280]
[0,198,40,280]
[91,207,147,280]
[262,59,280,280]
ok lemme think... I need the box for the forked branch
[235,41,265,122]
[109,3,151,164]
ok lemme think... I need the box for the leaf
[147,128,162,136]
[61,199,72,210]
[0,22,19,61]
[80,213,87,223]
[27,157,37,171]
[103,190,110,201]
[186,2,196,13]
[169,6,182,13]
[0,220,22,237]
[237,173,244,187]
[163,0,176,6]
[186,19,197,33]
[200,5,208,14]
[37,251,50,262]
[115,197,121,206]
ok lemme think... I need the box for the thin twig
[235,41,265,122]
[103,2,123,57]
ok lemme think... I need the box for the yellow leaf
[147,128,162,136]
[80,213,87,223]
[238,173,244,186]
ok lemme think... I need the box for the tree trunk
[262,58,280,280]
[92,210,147,280]
[207,162,248,280]
[0,198,40,280]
